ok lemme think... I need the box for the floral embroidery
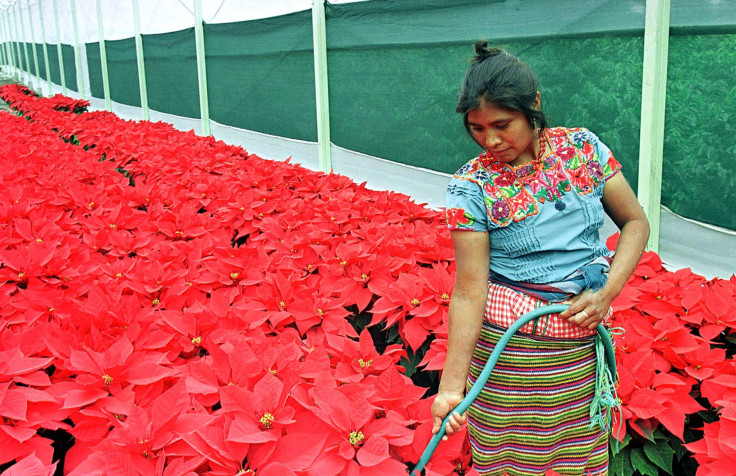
[450,127,622,228]
[446,207,476,229]
[490,200,510,221]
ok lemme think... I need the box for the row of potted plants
[1,83,735,475]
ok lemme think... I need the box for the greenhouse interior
[0,0,734,475]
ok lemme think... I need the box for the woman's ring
[579,310,589,320]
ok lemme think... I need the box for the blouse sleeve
[445,176,489,232]
[588,130,622,181]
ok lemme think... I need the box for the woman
[431,41,649,475]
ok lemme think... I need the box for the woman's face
[466,98,539,167]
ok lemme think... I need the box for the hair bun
[474,40,503,60]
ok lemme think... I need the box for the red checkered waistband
[484,282,611,338]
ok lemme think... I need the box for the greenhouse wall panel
[203,10,318,142]
[30,42,47,80]
[142,29,200,120]
[85,41,103,99]
[103,37,141,108]
[325,0,646,191]
[42,42,77,91]
[662,32,736,230]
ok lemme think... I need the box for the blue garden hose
[411,304,618,475]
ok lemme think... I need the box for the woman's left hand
[558,288,611,330]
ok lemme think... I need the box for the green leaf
[697,410,720,424]
[610,432,632,457]
[673,431,692,460]
[651,428,669,441]
[399,354,417,378]
[609,447,633,476]
[386,325,401,345]
[630,448,658,476]
[643,440,674,473]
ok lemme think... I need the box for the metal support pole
[637,0,671,253]
[0,14,7,67]
[14,3,31,85]
[69,0,84,98]
[3,13,18,79]
[37,0,53,95]
[131,0,148,120]
[10,10,23,81]
[25,0,40,91]
[52,0,66,94]
[95,0,111,110]
[311,0,332,173]
[193,0,210,136]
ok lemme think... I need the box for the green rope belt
[410,304,620,475]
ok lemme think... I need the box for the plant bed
[0,84,734,475]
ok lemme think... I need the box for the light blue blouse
[445,127,621,284]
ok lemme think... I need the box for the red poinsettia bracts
[1,83,735,475]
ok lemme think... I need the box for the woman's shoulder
[545,126,599,146]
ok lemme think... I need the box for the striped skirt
[466,320,608,475]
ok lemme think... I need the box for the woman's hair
[457,40,547,133]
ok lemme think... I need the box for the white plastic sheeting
[2,0,370,44]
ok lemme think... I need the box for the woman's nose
[485,132,501,148]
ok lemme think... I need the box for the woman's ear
[533,91,541,110]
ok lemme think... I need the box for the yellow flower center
[115,272,122,278]
[317,308,324,316]
[441,293,450,300]
[35,238,42,243]
[230,272,239,280]
[192,336,202,345]
[279,301,286,308]
[411,298,421,307]
[361,273,368,280]
[152,298,160,305]
[269,368,277,375]
[17,272,25,279]
[260,412,275,429]
[349,430,365,446]
[109,223,116,229]
[359,358,373,369]
[103,374,113,385]
[88,202,95,208]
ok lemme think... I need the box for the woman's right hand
[430,391,467,441]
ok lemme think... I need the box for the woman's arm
[560,172,650,328]
[431,230,490,439]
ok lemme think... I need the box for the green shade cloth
[203,10,317,142]
[99,37,141,107]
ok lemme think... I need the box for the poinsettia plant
[1,83,735,476]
